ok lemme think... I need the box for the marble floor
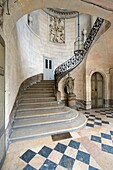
[2,108,113,170]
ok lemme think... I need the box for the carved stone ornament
[49,16,65,43]
[65,74,75,94]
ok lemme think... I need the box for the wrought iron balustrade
[54,17,104,89]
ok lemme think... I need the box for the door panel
[91,78,96,107]
[98,81,103,98]
[44,57,54,80]
[91,72,103,108]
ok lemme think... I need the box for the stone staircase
[10,80,86,142]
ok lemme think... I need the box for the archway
[0,35,5,168]
[91,72,104,108]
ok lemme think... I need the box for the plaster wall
[86,32,113,108]
[39,10,75,68]
[5,28,22,127]
[28,10,40,35]
[16,15,43,76]
[29,10,91,68]
[5,15,44,128]
[75,13,91,39]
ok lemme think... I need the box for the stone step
[20,93,55,98]
[18,101,61,108]
[13,108,75,128]
[10,79,87,143]
[41,80,55,82]
[35,82,54,85]
[23,91,54,94]
[20,97,56,103]
[35,81,54,83]
[26,88,54,91]
[30,84,54,87]
[15,107,70,119]
[25,88,54,92]
[37,80,54,83]
[10,111,86,142]
[17,105,64,113]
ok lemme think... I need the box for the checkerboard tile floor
[18,109,113,169]
[84,111,110,128]
[100,110,113,119]
[2,108,113,170]
[91,131,113,155]
[20,139,101,170]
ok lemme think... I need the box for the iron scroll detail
[54,17,104,89]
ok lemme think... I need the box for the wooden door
[91,72,103,108]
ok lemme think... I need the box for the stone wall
[39,10,75,68]
[5,28,22,127]
[86,30,113,109]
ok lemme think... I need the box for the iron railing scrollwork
[54,17,104,89]
[83,17,104,52]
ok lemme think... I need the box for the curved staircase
[10,80,86,142]
[10,17,107,143]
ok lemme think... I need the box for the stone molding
[43,8,77,19]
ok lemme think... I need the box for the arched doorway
[0,36,5,168]
[91,72,104,108]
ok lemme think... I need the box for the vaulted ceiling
[1,0,113,40]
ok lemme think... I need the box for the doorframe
[91,72,104,108]
[85,70,108,109]
[43,56,54,80]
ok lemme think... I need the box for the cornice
[43,8,78,19]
